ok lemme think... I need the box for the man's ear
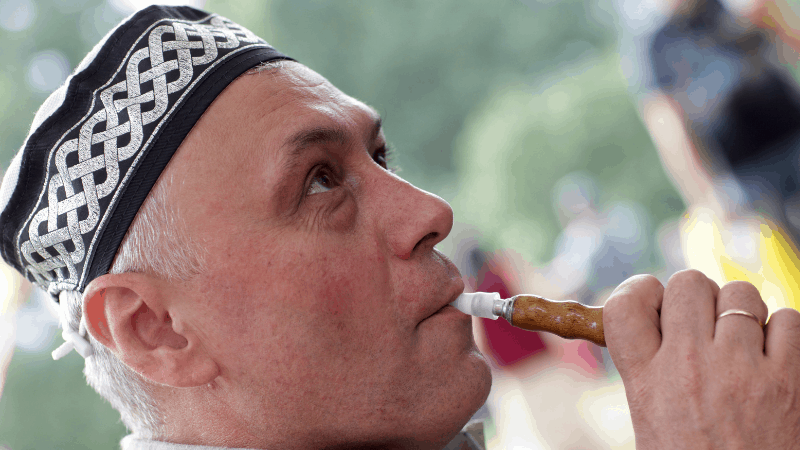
[83,273,219,387]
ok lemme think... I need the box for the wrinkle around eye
[301,179,354,233]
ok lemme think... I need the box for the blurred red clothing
[478,269,546,366]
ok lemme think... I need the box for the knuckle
[635,274,664,293]
[669,268,708,286]
[605,279,659,318]
[605,287,632,309]
[722,279,759,292]
[720,280,762,300]
[608,274,663,302]
[771,307,800,325]
[769,308,800,355]
[719,284,768,319]
[603,294,625,316]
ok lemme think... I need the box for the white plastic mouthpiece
[450,292,501,320]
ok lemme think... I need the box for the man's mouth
[418,305,460,329]
[418,282,466,326]
[432,304,456,316]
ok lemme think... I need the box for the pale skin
[83,62,491,449]
[78,61,800,449]
[606,273,800,449]
[619,1,800,447]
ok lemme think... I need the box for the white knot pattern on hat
[0,5,292,300]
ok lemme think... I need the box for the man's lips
[430,303,461,318]
[418,280,466,324]
[415,250,466,324]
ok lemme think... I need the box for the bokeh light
[24,50,70,94]
[0,0,36,32]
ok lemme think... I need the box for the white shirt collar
[120,436,256,450]
[121,430,484,450]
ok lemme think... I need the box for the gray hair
[60,59,288,438]
[61,167,203,437]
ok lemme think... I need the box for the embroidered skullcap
[0,5,293,298]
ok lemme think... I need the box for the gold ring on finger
[716,309,764,328]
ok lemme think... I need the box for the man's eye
[374,144,396,172]
[307,168,335,195]
[374,149,387,169]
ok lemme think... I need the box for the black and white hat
[0,5,292,298]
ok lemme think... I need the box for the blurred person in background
[4,3,800,450]
[460,244,613,449]
[460,174,653,449]
[461,247,547,371]
[453,172,651,448]
[644,0,800,314]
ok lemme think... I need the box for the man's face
[166,62,491,447]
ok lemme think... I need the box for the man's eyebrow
[284,113,384,156]
[275,114,385,206]
[286,126,349,151]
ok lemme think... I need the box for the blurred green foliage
[451,54,684,264]
[1,343,128,449]
[0,0,684,448]
[0,0,129,166]
[208,0,616,192]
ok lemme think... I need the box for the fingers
[604,274,664,374]
[713,281,769,357]
[765,307,800,366]
[660,270,719,349]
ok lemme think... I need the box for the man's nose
[380,174,454,260]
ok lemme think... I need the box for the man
[1,5,799,450]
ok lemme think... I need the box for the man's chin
[414,360,492,450]
[469,346,493,406]
[448,348,493,428]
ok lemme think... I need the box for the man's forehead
[243,65,385,159]
[184,63,381,162]
[176,63,385,197]
[235,63,382,142]
[249,62,377,119]
[282,112,383,156]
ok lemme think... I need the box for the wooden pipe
[508,295,605,347]
[450,292,606,346]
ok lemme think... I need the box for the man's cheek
[327,191,358,232]
[307,247,388,309]
[310,276,382,345]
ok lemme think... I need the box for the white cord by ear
[52,290,94,360]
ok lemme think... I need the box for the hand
[604,270,800,449]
